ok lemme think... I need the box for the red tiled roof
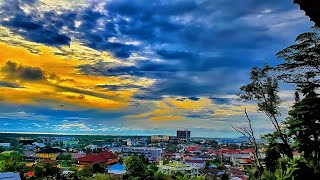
[79,151,117,163]
[185,147,199,152]
[242,158,252,163]
[27,172,34,177]
[100,151,118,159]
[220,149,241,154]
[241,149,254,154]
[79,154,108,163]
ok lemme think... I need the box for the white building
[192,154,215,161]
[85,145,98,150]
[184,159,206,169]
[158,161,199,177]
[122,147,163,162]
[230,154,252,167]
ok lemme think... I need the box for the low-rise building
[36,148,64,160]
[151,135,170,142]
[230,154,252,167]
[23,150,36,161]
[122,147,163,162]
[184,159,206,169]
[158,161,199,177]
[85,144,98,150]
[192,154,215,161]
[78,151,118,166]
[200,169,225,180]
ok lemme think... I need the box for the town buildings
[184,159,206,169]
[158,161,199,177]
[78,151,118,166]
[122,147,163,162]
[36,147,64,160]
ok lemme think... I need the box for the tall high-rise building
[177,130,191,140]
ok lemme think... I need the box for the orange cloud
[0,41,151,110]
[149,115,184,121]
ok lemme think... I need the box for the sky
[0,0,314,137]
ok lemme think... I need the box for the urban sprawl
[0,130,292,180]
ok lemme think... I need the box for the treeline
[237,27,320,179]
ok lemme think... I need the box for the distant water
[193,137,264,144]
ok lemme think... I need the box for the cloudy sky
[0,0,314,137]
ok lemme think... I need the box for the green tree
[123,155,163,180]
[276,27,320,166]
[34,165,45,178]
[58,153,72,160]
[44,163,60,177]
[92,163,105,173]
[77,165,94,179]
[263,137,282,172]
[123,155,150,180]
[175,175,189,180]
[166,144,178,153]
[275,27,320,91]
[274,157,319,180]
[153,172,169,180]
[285,90,320,164]
[239,65,292,158]
[88,174,112,180]
[220,173,229,180]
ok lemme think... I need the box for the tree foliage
[239,27,320,179]
[276,27,320,92]
[239,65,292,158]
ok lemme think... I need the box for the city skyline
[0,0,314,137]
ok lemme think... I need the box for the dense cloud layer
[0,0,314,136]
[0,0,312,100]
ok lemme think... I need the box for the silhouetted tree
[239,65,292,158]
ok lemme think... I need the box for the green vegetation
[239,27,320,179]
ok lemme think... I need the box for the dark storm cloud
[1,61,44,81]
[176,97,200,101]
[0,0,71,46]
[0,81,23,88]
[51,84,125,102]
[96,84,144,91]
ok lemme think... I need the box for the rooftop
[37,148,64,154]
[78,151,118,163]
